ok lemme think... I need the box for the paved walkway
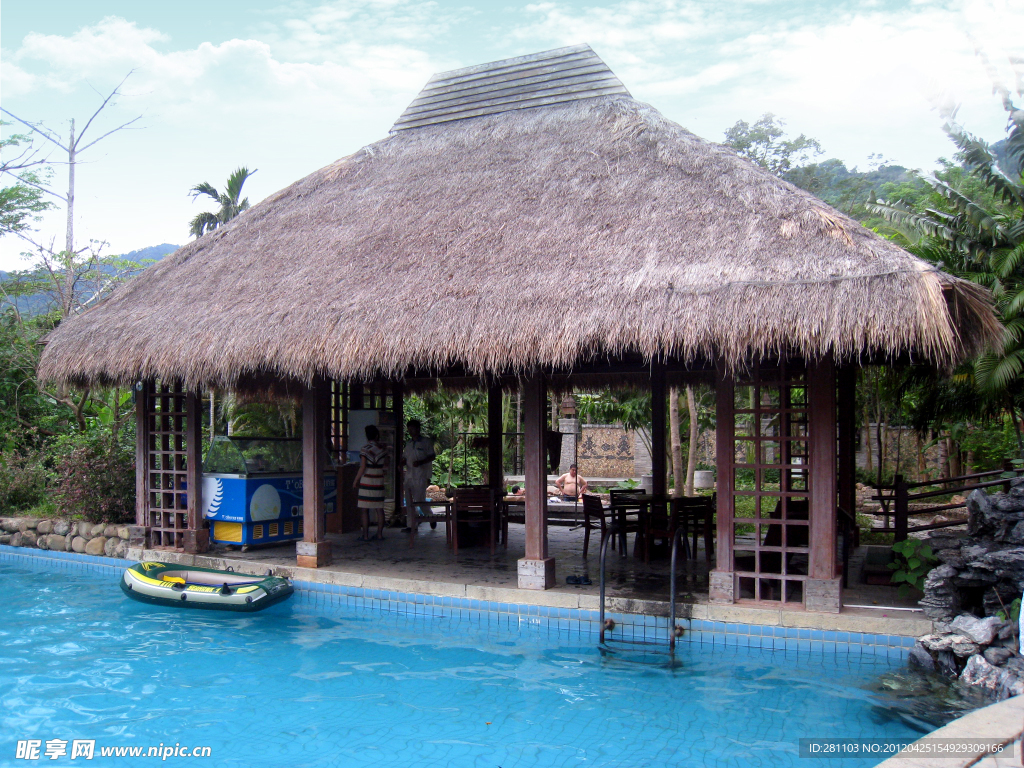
[169,521,930,636]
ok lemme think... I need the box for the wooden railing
[872,461,1024,541]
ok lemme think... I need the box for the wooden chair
[581,494,612,558]
[451,486,497,556]
[607,489,646,557]
[640,496,673,564]
[670,494,716,564]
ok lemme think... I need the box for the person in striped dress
[353,425,391,541]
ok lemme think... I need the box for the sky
[1,0,1021,271]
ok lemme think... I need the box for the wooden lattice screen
[136,381,202,550]
[727,360,811,605]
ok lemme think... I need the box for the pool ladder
[598,524,691,655]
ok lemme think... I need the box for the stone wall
[575,424,636,477]
[0,517,130,558]
[909,481,1024,700]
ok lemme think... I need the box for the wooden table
[608,493,664,557]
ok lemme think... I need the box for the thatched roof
[39,46,1000,390]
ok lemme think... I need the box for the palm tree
[188,167,257,238]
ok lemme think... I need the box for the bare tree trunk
[948,437,962,477]
[937,433,949,478]
[669,387,683,497]
[685,385,698,496]
[915,432,926,481]
[63,118,76,316]
[863,411,873,474]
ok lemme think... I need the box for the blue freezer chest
[203,473,337,546]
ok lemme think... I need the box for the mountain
[0,243,179,318]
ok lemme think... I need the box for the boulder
[998,621,1020,641]
[71,536,86,553]
[90,523,106,537]
[19,519,38,531]
[36,534,49,550]
[950,614,1002,645]
[10,531,23,547]
[45,534,66,551]
[113,540,127,558]
[103,525,118,538]
[52,520,70,536]
[951,637,981,657]
[0,534,10,544]
[908,644,935,671]
[64,533,74,552]
[960,654,1024,700]
[967,488,998,537]
[936,650,958,678]
[78,521,93,537]
[935,549,965,568]
[36,520,53,535]
[0,518,20,533]
[117,526,130,540]
[104,537,118,557]
[19,530,37,548]
[984,646,1015,666]
[919,634,954,652]
[85,537,107,556]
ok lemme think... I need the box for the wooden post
[393,379,404,530]
[709,364,735,603]
[488,384,503,493]
[894,474,908,543]
[837,366,857,521]
[183,390,209,554]
[650,361,667,497]
[130,381,151,551]
[298,376,332,568]
[837,365,858,582]
[806,356,840,612]
[519,374,554,589]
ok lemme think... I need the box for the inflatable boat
[120,561,293,612]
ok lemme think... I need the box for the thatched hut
[39,45,999,610]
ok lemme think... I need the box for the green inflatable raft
[121,561,294,612]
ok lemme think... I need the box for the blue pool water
[0,557,924,768]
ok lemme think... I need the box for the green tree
[189,167,257,238]
[723,113,823,176]
[0,124,54,238]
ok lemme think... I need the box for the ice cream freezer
[201,436,337,547]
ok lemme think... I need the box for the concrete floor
[212,520,917,610]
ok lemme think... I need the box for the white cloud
[2,0,1021,271]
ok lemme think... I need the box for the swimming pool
[1,552,924,767]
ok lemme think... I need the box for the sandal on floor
[579,575,592,586]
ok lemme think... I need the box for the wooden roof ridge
[391,44,630,132]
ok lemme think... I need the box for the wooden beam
[183,390,208,554]
[393,379,404,523]
[522,374,548,561]
[134,382,149,528]
[488,385,503,493]
[837,365,856,521]
[808,357,838,581]
[299,377,332,567]
[650,361,667,496]
[713,365,734,579]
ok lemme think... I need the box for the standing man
[556,464,587,501]
[402,419,436,533]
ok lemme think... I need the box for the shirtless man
[555,464,587,501]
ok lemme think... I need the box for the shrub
[50,430,135,523]
[888,539,938,598]
[0,445,51,512]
